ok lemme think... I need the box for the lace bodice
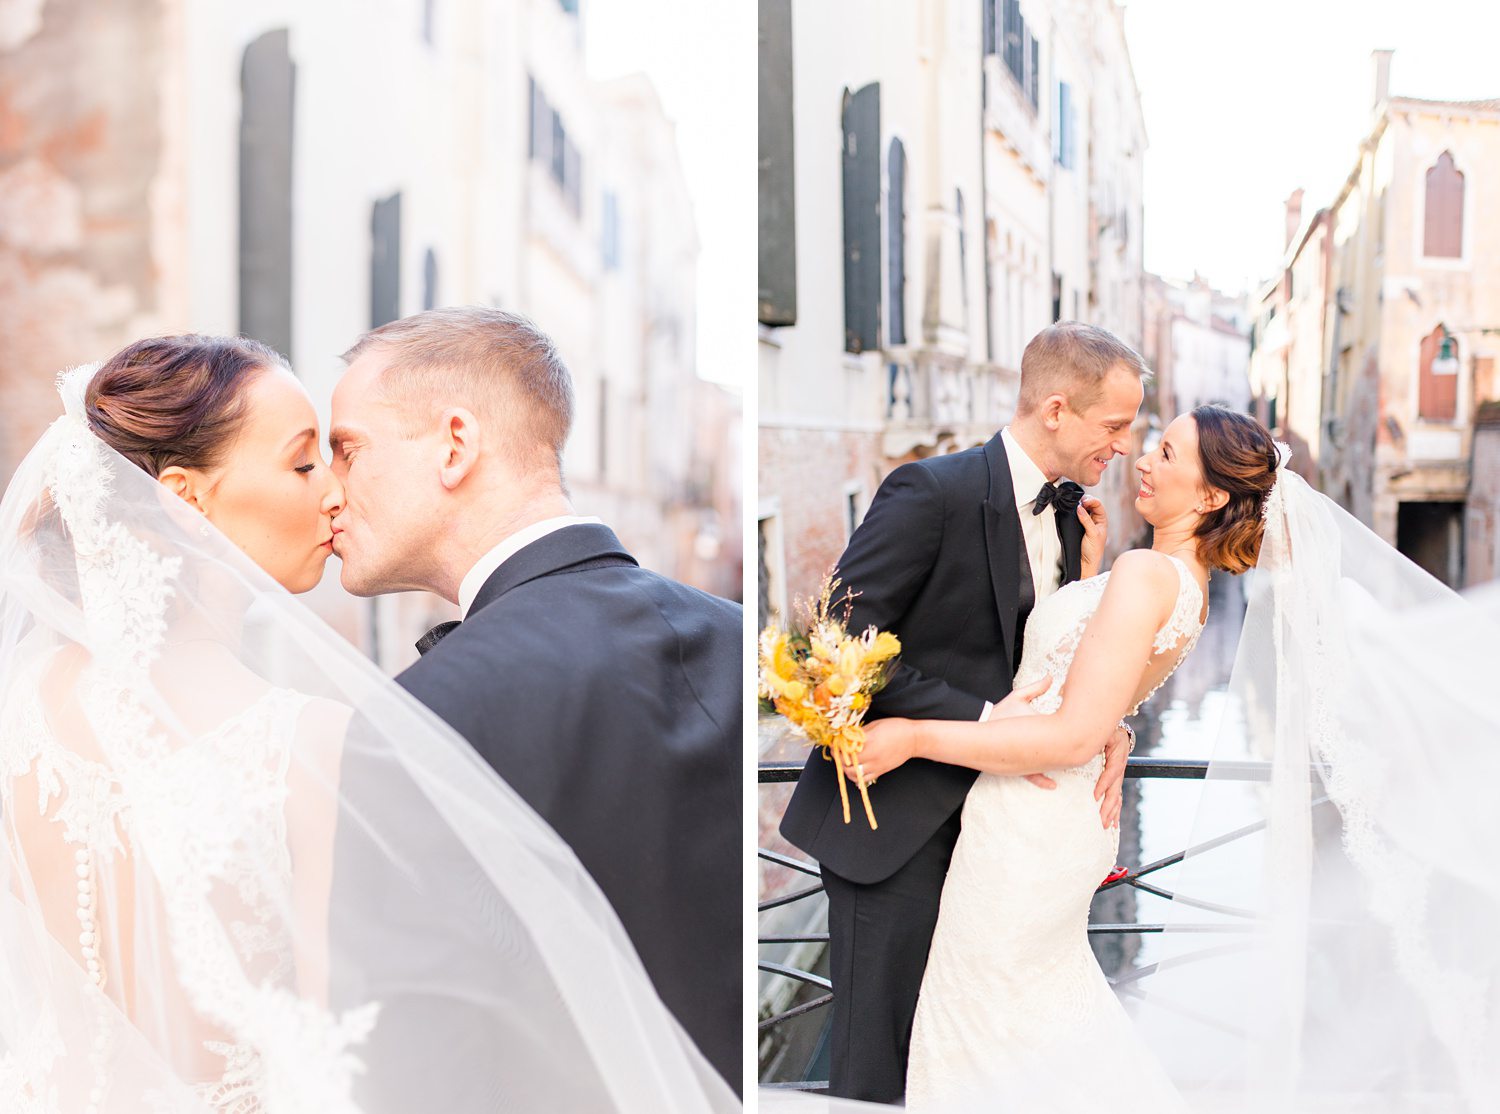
[0,665,340,1112]
[1014,552,1206,734]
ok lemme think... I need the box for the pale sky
[585,1,755,388]
[1124,0,1500,297]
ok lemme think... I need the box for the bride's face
[161,369,345,594]
[1133,414,1220,530]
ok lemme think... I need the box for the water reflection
[1088,571,1250,977]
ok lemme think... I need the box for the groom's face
[1055,364,1143,486]
[328,355,440,596]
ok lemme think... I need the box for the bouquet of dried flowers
[758,575,900,830]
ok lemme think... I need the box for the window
[1054,81,1075,169]
[886,138,907,346]
[1000,1,1039,110]
[1418,325,1458,422]
[759,0,798,325]
[956,189,969,313]
[601,191,621,271]
[239,29,295,359]
[842,82,882,354]
[1423,151,1464,259]
[528,74,583,220]
[844,483,867,540]
[422,248,438,311]
[370,193,401,329]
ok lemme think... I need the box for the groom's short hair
[1015,322,1150,416]
[342,307,575,475]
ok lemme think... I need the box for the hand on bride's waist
[847,676,1056,785]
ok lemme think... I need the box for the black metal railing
[756,756,1321,1091]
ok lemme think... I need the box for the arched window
[1424,151,1464,259]
[886,138,907,346]
[1418,324,1458,422]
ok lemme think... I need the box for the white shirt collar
[1001,427,1050,511]
[457,515,604,617]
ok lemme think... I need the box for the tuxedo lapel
[1056,497,1084,585]
[469,524,638,615]
[981,433,1022,667]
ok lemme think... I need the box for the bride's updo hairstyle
[1191,405,1280,575]
[84,335,288,477]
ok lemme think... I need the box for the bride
[840,404,1500,1111]
[0,336,734,1112]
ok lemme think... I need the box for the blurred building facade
[757,0,1148,633]
[1247,50,1500,587]
[0,0,738,669]
[1141,273,1251,423]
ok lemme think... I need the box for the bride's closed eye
[295,462,317,475]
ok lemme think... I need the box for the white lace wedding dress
[906,554,1204,1112]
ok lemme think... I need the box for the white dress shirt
[457,515,604,618]
[982,429,1065,720]
[1001,426,1064,602]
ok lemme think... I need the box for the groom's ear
[157,466,209,513]
[1039,393,1067,430]
[437,407,481,491]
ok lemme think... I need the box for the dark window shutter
[759,0,798,326]
[956,188,969,311]
[842,83,882,354]
[887,138,906,346]
[239,29,295,360]
[1027,31,1039,109]
[422,247,438,311]
[1424,151,1464,259]
[528,76,540,159]
[982,0,996,56]
[370,192,402,329]
[1418,325,1458,421]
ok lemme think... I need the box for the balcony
[883,357,1020,457]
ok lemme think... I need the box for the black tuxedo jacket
[779,432,1083,884]
[396,524,743,1093]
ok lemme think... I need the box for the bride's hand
[845,718,919,784]
[991,677,1058,789]
[1078,496,1107,578]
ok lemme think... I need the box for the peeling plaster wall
[0,0,170,477]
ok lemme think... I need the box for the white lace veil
[1127,449,1500,1111]
[0,367,736,1112]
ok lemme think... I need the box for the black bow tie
[416,620,461,656]
[1032,480,1084,517]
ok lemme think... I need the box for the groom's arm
[836,463,987,724]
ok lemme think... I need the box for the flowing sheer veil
[763,448,1500,1112]
[0,367,736,1112]
[1126,449,1500,1111]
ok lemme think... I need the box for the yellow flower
[868,630,901,664]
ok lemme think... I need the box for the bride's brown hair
[84,335,289,476]
[1191,405,1279,574]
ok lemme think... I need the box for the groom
[780,322,1148,1102]
[327,307,742,1093]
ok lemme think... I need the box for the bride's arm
[853,550,1179,779]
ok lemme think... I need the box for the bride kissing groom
[0,311,740,1111]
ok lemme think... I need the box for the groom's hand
[1078,496,1107,578]
[1094,725,1130,829]
[988,677,1058,790]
